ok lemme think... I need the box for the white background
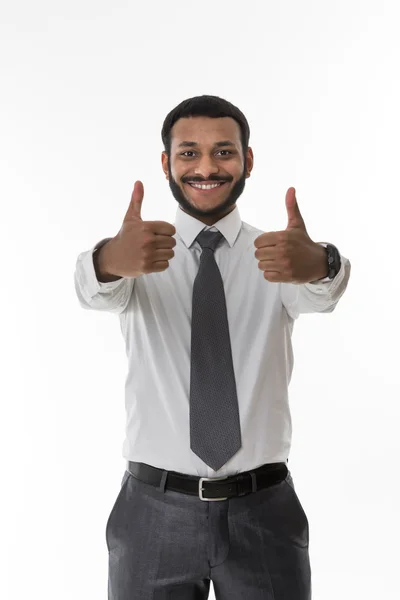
[1,1,399,598]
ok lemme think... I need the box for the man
[74,94,351,599]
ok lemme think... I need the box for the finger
[154,234,177,248]
[254,231,281,248]
[286,187,306,230]
[124,180,144,221]
[255,245,281,260]
[151,222,177,237]
[259,262,281,273]
[264,271,281,282]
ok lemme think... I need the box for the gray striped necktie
[189,229,242,471]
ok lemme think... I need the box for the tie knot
[195,230,224,253]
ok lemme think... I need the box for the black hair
[161,95,250,158]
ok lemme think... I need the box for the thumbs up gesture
[254,188,328,284]
[102,181,177,279]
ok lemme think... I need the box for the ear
[161,151,169,179]
[245,146,254,177]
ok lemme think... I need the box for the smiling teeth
[190,183,222,190]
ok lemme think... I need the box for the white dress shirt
[74,205,351,478]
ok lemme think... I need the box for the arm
[93,239,122,283]
[74,237,135,314]
[280,247,351,320]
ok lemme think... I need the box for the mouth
[185,181,227,194]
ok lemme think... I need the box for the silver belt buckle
[199,476,229,501]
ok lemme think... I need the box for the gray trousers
[106,467,311,599]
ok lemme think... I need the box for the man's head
[161,95,254,225]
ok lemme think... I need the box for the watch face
[327,244,340,277]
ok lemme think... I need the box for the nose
[194,156,220,179]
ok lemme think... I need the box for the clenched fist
[99,181,177,279]
[254,187,328,284]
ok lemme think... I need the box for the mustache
[183,178,231,184]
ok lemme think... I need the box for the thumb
[285,187,306,231]
[124,180,144,221]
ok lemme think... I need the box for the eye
[180,150,233,157]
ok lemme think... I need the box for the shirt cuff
[80,237,124,301]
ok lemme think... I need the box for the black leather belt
[128,461,288,501]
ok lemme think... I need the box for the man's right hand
[100,181,177,279]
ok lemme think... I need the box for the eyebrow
[177,140,236,149]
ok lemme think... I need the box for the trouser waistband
[127,461,289,501]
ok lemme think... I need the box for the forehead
[170,116,241,148]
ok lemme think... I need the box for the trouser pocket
[283,470,309,547]
[105,470,131,552]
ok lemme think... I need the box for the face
[161,116,253,225]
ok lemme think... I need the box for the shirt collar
[174,204,243,249]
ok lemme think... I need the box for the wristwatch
[319,243,342,280]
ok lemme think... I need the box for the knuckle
[281,231,289,242]
[140,222,151,234]
[284,258,291,269]
[142,234,153,247]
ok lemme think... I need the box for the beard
[167,159,247,220]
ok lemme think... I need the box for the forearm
[93,240,122,283]
[313,244,329,281]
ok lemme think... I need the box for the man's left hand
[254,187,328,284]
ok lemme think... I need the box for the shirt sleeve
[73,237,135,314]
[280,245,351,320]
